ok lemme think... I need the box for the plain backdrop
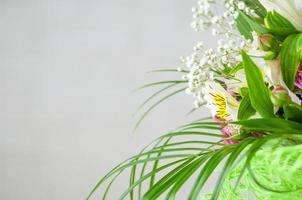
[0,0,216,199]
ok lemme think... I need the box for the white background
[0,0,215,199]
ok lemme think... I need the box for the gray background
[0,0,214,199]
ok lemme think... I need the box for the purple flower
[295,62,302,89]
[220,126,238,145]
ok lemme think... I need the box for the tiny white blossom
[238,2,245,10]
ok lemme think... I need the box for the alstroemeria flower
[295,62,302,89]
[203,81,239,121]
[221,125,240,145]
[254,58,301,105]
[259,0,302,31]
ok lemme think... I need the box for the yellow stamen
[213,94,229,119]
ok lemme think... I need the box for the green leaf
[119,158,190,200]
[241,0,267,18]
[284,104,302,123]
[147,68,189,73]
[161,131,224,139]
[241,51,274,118]
[165,156,210,200]
[229,62,243,75]
[236,11,268,39]
[137,140,163,198]
[149,139,171,189]
[156,141,224,148]
[234,118,302,134]
[103,171,123,200]
[237,91,256,120]
[239,87,249,97]
[141,157,198,199]
[211,138,255,200]
[136,83,179,111]
[134,87,186,131]
[86,154,191,200]
[280,33,302,90]
[136,80,187,90]
[264,11,298,36]
[189,147,232,200]
[232,137,270,193]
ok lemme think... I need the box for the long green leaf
[237,91,256,120]
[137,83,179,111]
[165,155,211,200]
[242,0,267,18]
[211,138,255,200]
[280,33,302,90]
[232,137,270,194]
[284,104,302,123]
[264,11,298,36]
[102,171,123,200]
[119,158,190,200]
[136,139,163,199]
[147,68,189,73]
[149,138,171,188]
[241,51,274,118]
[234,118,302,134]
[189,147,232,200]
[86,154,190,200]
[141,157,198,199]
[160,131,224,139]
[136,80,187,90]
[236,11,268,40]
[134,87,186,131]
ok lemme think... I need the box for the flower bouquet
[87,0,302,199]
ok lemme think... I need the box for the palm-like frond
[87,122,223,199]
[86,119,280,200]
[132,67,189,131]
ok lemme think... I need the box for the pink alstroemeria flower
[220,126,239,145]
[295,62,302,89]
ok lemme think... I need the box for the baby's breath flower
[183,0,258,107]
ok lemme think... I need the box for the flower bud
[259,34,280,52]
[270,86,291,107]
[263,51,277,60]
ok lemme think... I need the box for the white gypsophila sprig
[181,0,258,108]
[180,38,255,108]
[180,42,216,108]
[190,0,255,34]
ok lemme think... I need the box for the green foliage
[234,118,302,134]
[87,118,301,200]
[241,0,267,18]
[228,62,243,75]
[241,51,274,118]
[280,33,302,90]
[189,147,233,200]
[210,138,255,200]
[88,1,302,199]
[264,11,298,37]
[284,104,302,123]
[236,11,268,39]
[237,91,256,120]
[86,122,228,199]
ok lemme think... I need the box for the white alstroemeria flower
[259,0,302,31]
[224,69,247,94]
[203,81,239,121]
[254,58,301,105]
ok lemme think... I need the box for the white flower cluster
[191,0,255,33]
[181,0,258,108]
[181,38,255,108]
[180,42,215,108]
